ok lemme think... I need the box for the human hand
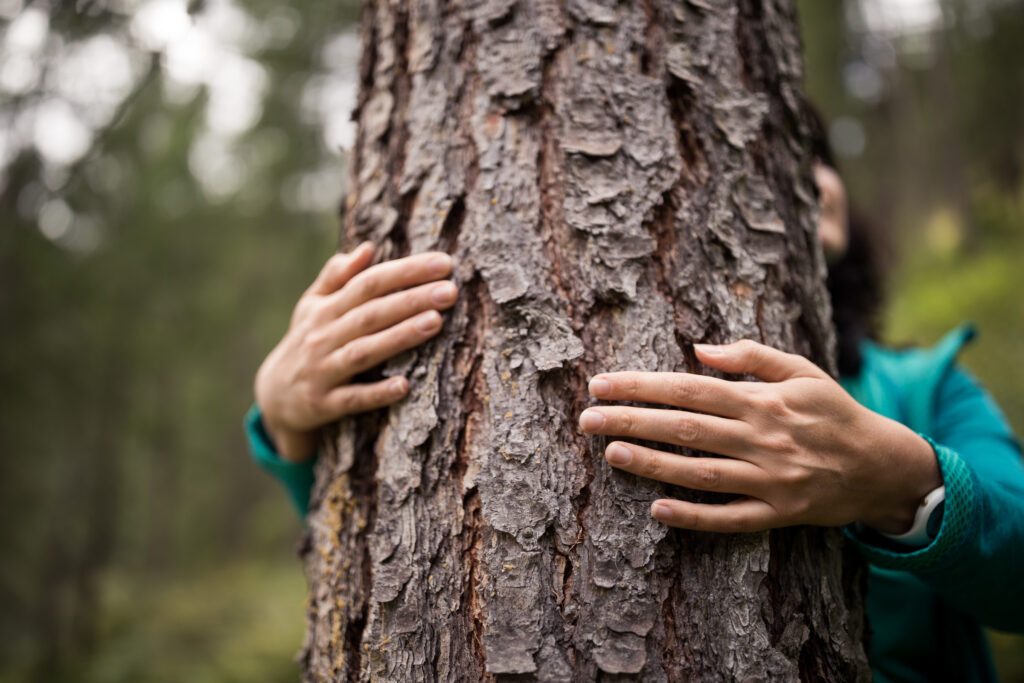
[578,340,942,534]
[254,242,458,462]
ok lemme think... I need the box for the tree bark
[302,1,870,680]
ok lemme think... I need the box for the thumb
[693,339,824,383]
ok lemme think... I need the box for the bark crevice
[305,1,870,680]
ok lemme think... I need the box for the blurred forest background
[0,0,1021,681]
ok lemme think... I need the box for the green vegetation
[1,562,307,683]
[883,196,1024,683]
[0,1,353,679]
[886,200,1024,437]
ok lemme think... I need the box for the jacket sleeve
[846,366,1024,632]
[243,403,315,518]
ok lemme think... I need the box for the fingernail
[605,443,632,466]
[390,377,408,395]
[431,281,458,306]
[428,253,453,275]
[694,343,724,357]
[417,311,441,333]
[589,377,611,397]
[651,501,672,520]
[579,409,606,431]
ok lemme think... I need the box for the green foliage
[885,208,1024,436]
[86,562,306,683]
[881,189,1024,681]
[0,561,306,683]
[0,0,354,677]
[800,2,1024,675]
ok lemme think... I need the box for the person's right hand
[254,242,458,462]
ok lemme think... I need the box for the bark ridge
[302,1,870,681]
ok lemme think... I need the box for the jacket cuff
[244,403,315,516]
[843,434,978,574]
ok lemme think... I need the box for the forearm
[855,417,943,535]
[847,435,1024,631]
[846,362,1024,631]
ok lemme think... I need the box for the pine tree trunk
[302,1,870,680]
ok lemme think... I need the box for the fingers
[309,242,376,296]
[604,441,765,496]
[650,497,777,533]
[588,371,751,419]
[693,339,824,383]
[320,251,453,321]
[321,279,458,351]
[323,310,444,385]
[322,376,410,418]
[578,406,754,458]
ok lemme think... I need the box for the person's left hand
[578,339,942,535]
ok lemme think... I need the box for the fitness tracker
[878,485,946,548]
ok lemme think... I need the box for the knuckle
[737,339,764,365]
[339,342,369,370]
[641,453,666,481]
[290,317,315,341]
[694,462,722,489]
[304,328,329,351]
[307,298,332,323]
[762,431,795,455]
[675,415,702,443]
[354,271,381,298]
[331,390,355,416]
[668,376,699,405]
[299,384,321,412]
[784,495,812,520]
[788,352,817,376]
[298,298,328,325]
[619,411,639,436]
[326,253,347,274]
[757,393,789,419]
[780,464,811,488]
[355,306,381,331]
[736,338,759,353]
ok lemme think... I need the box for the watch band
[878,485,946,548]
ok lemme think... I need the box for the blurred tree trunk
[303,1,869,680]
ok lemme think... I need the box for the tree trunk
[302,1,870,680]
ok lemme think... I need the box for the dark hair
[827,208,885,376]
[806,106,886,377]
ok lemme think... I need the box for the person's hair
[805,105,886,377]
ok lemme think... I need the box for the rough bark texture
[301,1,870,680]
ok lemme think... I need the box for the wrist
[254,365,319,463]
[873,485,945,547]
[858,419,942,535]
[262,412,318,463]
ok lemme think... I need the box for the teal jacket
[244,326,1024,681]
